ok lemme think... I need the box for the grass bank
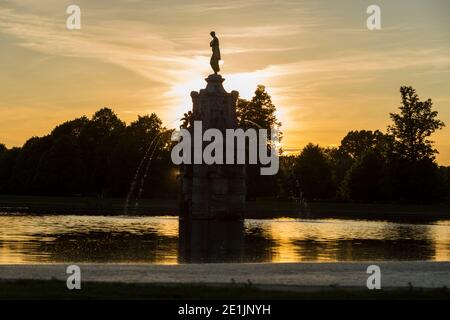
[0,280,449,300]
[1,195,449,221]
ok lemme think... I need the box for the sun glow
[167,66,278,126]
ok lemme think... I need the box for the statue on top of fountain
[209,31,221,74]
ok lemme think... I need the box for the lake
[0,215,449,264]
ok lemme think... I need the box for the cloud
[0,8,190,84]
[221,25,304,39]
[0,7,308,84]
[2,5,448,106]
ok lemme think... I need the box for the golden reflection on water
[0,215,449,264]
[249,218,450,263]
[431,220,450,261]
[0,215,179,264]
[251,218,395,262]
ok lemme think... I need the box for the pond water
[0,215,449,264]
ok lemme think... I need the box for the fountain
[180,74,246,220]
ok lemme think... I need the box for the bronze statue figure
[210,31,221,74]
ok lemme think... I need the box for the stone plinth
[180,74,246,220]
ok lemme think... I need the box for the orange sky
[1,0,449,164]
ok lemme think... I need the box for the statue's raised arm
[209,31,221,74]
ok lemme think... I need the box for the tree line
[276,86,449,203]
[0,85,448,203]
[0,109,176,198]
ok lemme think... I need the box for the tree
[341,150,386,202]
[0,147,20,193]
[0,108,182,198]
[108,114,174,197]
[236,85,282,199]
[237,85,281,132]
[340,130,393,160]
[334,130,394,200]
[180,111,193,129]
[51,117,89,138]
[32,135,85,195]
[294,144,335,201]
[277,155,298,199]
[325,147,353,199]
[8,136,52,194]
[79,108,126,195]
[28,118,90,195]
[0,144,6,153]
[388,86,445,162]
[440,166,450,201]
[384,156,446,203]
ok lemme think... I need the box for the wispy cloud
[2,5,449,104]
[0,7,307,84]
[0,8,189,84]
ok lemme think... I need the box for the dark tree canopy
[283,87,448,203]
[342,150,386,202]
[237,85,281,135]
[0,85,448,205]
[294,144,335,201]
[236,85,282,199]
[340,130,393,160]
[0,108,174,198]
[388,86,445,162]
[181,111,193,129]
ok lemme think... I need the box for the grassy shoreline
[1,195,449,221]
[1,280,449,300]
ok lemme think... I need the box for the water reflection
[0,215,178,264]
[0,215,448,264]
[179,220,244,263]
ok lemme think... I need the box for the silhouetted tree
[236,85,282,199]
[181,111,193,129]
[32,135,86,195]
[79,108,126,195]
[30,117,91,194]
[341,150,386,202]
[51,117,89,138]
[237,85,281,132]
[277,155,298,199]
[0,147,20,193]
[440,166,450,201]
[8,136,52,194]
[340,130,394,160]
[388,86,445,162]
[108,114,174,197]
[0,108,181,198]
[1,85,448,205]
[293,144,335,201]
[385,157,446,203]
[324,147,353,199]
[332,130,394,200]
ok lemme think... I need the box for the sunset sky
[1,0,449,164]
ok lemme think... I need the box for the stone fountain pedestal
[180,74,246,220]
